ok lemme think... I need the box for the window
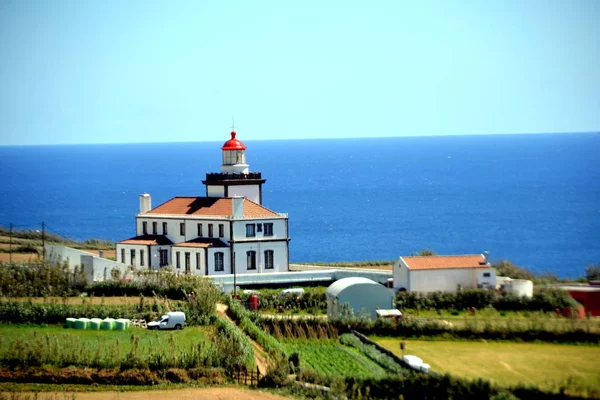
[140,250,145,266]
[152,222,157,235]
[176,252,181,268]
[197,223,203,237]
[247,251,256,270]
[159,249,168,267]
[264,250,274,269]
[214,252,224,271]
[162,222,168,235]
[196,253,201,270]
[257,224,262,233]
[208,224,214,238]
[264,223,273,236]
[483,272,491,278]
[142,221,147,235]
[180,222,185,236]
[121,248,125,263]
[130,249,136,266]
[219,224,224,238]
[246,224,256,237]
[185,252,190,272]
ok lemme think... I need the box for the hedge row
[260,316,600,344]
[0,366,226,386]
[225,296,289,358]
[395,289,580,312]
[238,288,327,313]
[0,301,184,325]
[0,263,86,297]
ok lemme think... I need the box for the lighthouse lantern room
[221,131,248,173]
[202,130,266,204]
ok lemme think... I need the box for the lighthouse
[202,130,267,204]
[116,125,290,276]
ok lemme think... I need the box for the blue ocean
[0,133,599,278]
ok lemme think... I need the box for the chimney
[232,196,244,219]
[139,193,152,214]
[482,251,489,265]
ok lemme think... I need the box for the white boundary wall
[45,245,131,283]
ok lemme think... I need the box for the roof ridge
[403,254,482,258]
[243,197,278,213]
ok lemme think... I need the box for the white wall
[136,217,230,243]
[476,268,496,288]
[207,248,231,275]
[207,186,225,198]
[150,245,171,269]
[171,247,207,276]
[232,241,288,273]
[232,219,287,241]
[46,245,130,283]
[228,185,260,204]
[115,243,152,269]
[393,258,409,290]
[410,268,478,293]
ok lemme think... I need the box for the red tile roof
[401,255,488,270]
[146,197,280,218]
[174,238,229,248]
[118,235,173,246]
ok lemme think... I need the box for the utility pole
[9,223,13,264]
[42,221,46,263]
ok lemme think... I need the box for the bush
[237,287,327,313]
[214,316,255,369]
[339,333,408,375]
[0,262,86,297]
[395,288,579,313]
[585,262,600,281]
[0,301,164,325]
[225,296,288,358]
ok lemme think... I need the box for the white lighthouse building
[116,130,290,275]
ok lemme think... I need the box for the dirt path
[10,388,294,400]
[216,303,270,376]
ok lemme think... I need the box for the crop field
[283,339,387,379]
[374,337,600,397]
[0,325,218,369]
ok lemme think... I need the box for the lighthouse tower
[202,130,267,204]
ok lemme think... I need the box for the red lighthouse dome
[221,131,247,151]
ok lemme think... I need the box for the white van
[147,311,186,330]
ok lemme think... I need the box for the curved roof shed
[326,277,394,320]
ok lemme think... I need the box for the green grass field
[374,337,600,397]
[0,325,213,369]
[283,339,387,379]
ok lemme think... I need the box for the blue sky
[0,0,599,145]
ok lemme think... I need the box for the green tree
[492,260,535,280]
[586,262,600,281]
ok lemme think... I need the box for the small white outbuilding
[326,277,395,320]
[393,252,496,293]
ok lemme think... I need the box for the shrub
[339,333,408,375]
[586,262,600,281]
[0,262,86,297]
[225,296,288,358]
[0,301,162,325]
[395,288,579,313]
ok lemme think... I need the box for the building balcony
[203,172,265,183]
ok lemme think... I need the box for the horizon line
[1,130,599,147]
